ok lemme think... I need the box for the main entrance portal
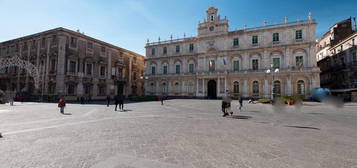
[207,80,217,99]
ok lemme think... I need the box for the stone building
[317,18,357,101]
[144,7,320,99]
[0,27,145,100]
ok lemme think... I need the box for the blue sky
[0,0,356,55]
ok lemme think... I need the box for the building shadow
[230,115,252,120]
[62,113,72,115]
[285,125,320,130]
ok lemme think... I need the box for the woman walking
[58,98,66,114]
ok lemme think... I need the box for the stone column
[243,79,248,97]
[181,80,185,96]
[156,80,159,95]
[17,43,23,92]
[55,35,66,96]
[196,78,199,96]
[202,78,205,97]
[217,78,220,97]
[25,41,31,91]
[168,80,172,96]
[285,48,291,69]
[286,76,292,96]
[44,37,51,95]
[224,77,227,93]
[106,50,112,95]
[264,79,269,98]
[128,55,133,96]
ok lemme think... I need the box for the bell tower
[198,7,229,37]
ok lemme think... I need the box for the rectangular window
[51,59,56,72]
[151,48,155,56]
[87,42,93,49]
[189,44,194,52]
[69,61,76,73]
[163,65,168,74]
[100,66,106,76]
[176,45,180,53]
[273,33,279,42]
[175,65,180,74]
[233,60,239,71]
[70,37,77,48]
[272,58,280,69]
[296,56,303,67]
[151,66,156,75]
[163,47,167,55]
[209,60,215,72]
[252,59,258,70]
[352,52,357,62]
[189,64,194,73]
[233,38,239,46]
[101,46,106,52]
[41,38,46,48]
[86,64,92,75]
[252,36,258,44]
[296,30,302,39]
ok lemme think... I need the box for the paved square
[1,100,357,168]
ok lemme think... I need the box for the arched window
[150,82,155,93]
[297,80,305,95]
[252,81,259,97]
[273,81,281,98]
[187,82,194,93]
[162,82,167,93]
[233,81,239,95]
[175,82,180,93]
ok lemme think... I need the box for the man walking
[106,95,111,107]
[114,95,119,111]
[118,94,124,111]
[239,97,243,112]
[58,97,66,114]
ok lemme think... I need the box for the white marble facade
[145,7,320,99]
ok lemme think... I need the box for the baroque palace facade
[0,27,145,100]
[145,7,320,99]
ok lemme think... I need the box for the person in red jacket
[58,98,66,114]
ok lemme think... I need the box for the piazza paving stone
[0,100,357,168]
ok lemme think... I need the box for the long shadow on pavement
[230,115,252,120]
[285,125,320,130]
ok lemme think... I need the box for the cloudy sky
[1,0,356,55]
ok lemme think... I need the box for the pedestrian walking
[238,97,243,111]
[58,98,66,114]
[118,94,124,111]
[80,96,84,104]
[114,95,119,111]
[160,95,165,105]
[106,95,111,107]
[222,91,232,117]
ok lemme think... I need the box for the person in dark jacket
[238,97,243,111]
[114,95,124,111]
[58,98,66,114]
[118,94,124,111]
[106,95,111,107]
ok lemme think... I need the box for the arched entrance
[207,80,217,99]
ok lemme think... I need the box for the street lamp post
[265,64,279,101]
[140,76,148,96]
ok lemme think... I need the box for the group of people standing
[221,91,244,117]
[57,94,126,114]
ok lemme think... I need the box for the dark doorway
[207,80,217,99]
